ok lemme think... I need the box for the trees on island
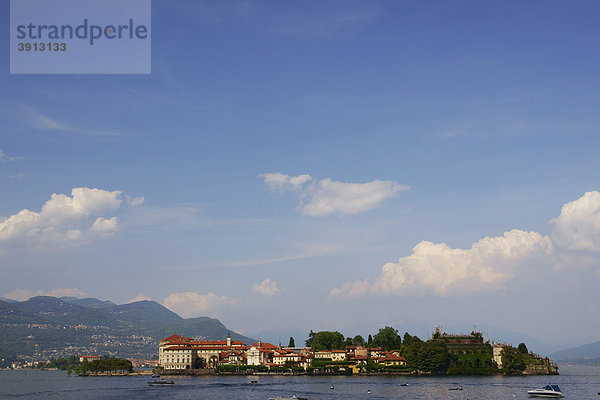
[303,327,536,375]
[501,346,526,373]
[518,342,529,354]
[305,331,345,351]
[46,357,133,375]
[371,326,402,350]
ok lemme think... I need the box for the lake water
[0,366,598,399]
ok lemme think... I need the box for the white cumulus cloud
[551,191,600,252]
[331,230,553,297]
[5,288,86,301]
[251,278,285,296]
[259,172,408,216]
[162,292,240,318]
[0,187,142,250]
[126,196,145,207]
[259,172,312,192]
[302,178,408,216]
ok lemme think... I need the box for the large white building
[158,334,248,369]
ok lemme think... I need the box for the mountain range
[2,295,599,366]
[549,341,600,365]
[0,296,254,363]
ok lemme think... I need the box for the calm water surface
[0,366,598,399]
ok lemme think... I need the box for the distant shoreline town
[156,326,558,376]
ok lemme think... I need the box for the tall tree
[371,326,402,350]
[288,337,295,347]
[305,330,315,348]
[517,343,528,354]
[352,335,365,346]
[367,334,373,346]
[403,332,418,345]
[311,331,345,351]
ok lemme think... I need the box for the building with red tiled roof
[158,333,249,369]
[374,355,405,366]
[314,349,347,362]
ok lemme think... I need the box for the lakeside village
[6,327,558,376]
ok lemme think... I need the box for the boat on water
[268,396,307,400]
[527,384,563,398]
[449,385,463,391]
[148,378,175,386]
[151,373,160,378]
[400,382,409,386]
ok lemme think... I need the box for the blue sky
[1,0,600,350]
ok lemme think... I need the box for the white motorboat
[268,396,307,400]
[527,384,563,398]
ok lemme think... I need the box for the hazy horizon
[2,1,600,349]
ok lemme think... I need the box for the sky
[1,0,600,351]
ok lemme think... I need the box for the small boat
[400,382,409,386]
[268,396,307,400]
[330,385,334,390]
[527,384,563,398]
[151,373,160,378]
[250,380,258,384]
[148,378,175,386]
[449,385,463,391]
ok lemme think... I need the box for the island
[156,326,558,376]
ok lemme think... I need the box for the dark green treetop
[371,326,402,350]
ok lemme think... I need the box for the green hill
[61,297,116,309]
[0,296,254,361]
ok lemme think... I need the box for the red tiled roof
[381,356,405,361]
[162,334,184,342]
[253,342,278,349]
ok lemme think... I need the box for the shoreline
[158,369,557,377]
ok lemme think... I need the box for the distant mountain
[60,296,115,309]
[550,341,600,365]
[0,297,17,303]
[0,296,254,361]
[106,300,182,325]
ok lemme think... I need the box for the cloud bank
[332,230,553,297]
[332,191,600,298]
[0,187,141,250]
[551,191,600,252]
[162,292,239,318]
[259,172,408,216]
